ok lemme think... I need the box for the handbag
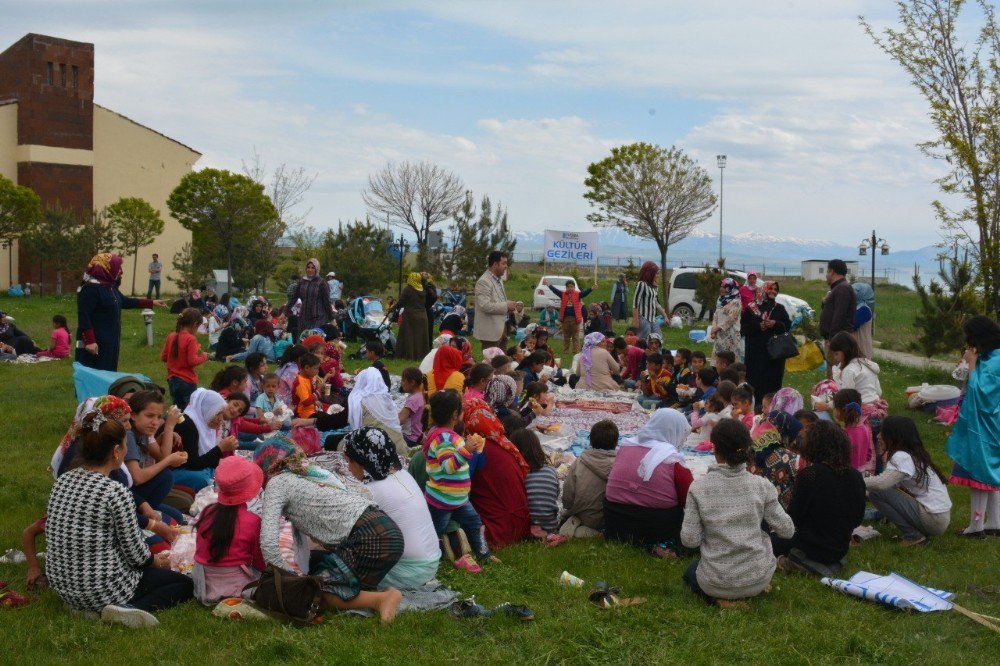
[766,332,800,361]
[243,565,324,624]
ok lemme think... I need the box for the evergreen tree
[911,249,982,357]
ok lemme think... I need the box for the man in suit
[473,250,516,349]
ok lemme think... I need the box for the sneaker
[494,602,534,620]
[776,555,810,575]
[100,604,159,628]
[453,554,482,574]
[64,603,99,620]
[450,598,493,618]
[954,529,987,540]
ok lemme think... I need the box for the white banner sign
[543,230,599,262]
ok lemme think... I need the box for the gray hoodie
[560,448,617,530]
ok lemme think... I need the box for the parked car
[532,275,575,309]
[666,267,815,321]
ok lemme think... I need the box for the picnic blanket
[821,571,954,612]
[3,354,58,365]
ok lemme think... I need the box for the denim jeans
[147,279,160,299]
[683,559,715,605]
[428,502,490,557]
[128,567,193,612]
[168,377,197,410]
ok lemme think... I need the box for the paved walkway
[871,347,955,373]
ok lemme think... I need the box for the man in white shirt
[473,250,516,349]
[326,271,343,302]
[147,253,162,298]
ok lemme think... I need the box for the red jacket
[559,289,583,323]
[161,330,207,384]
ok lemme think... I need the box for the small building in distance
[800,259,859,281]
[0,33,200,292]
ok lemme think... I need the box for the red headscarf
[638,261,658,286]
[301,334,325,348]
[254,318,274,338]
[432,345,464,391]
[85,253,124,285]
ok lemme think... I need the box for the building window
[46,61,53,85]
[59,63,66,87]
[71,65,78,88]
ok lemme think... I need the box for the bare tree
[362,161,465,263]
[242,147,317,231]
[584,143,717,306]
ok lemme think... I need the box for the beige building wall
[0,102,18,289]
[92,104,200,296]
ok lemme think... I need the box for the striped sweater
[423,427,472,509]
[525,466,560,532]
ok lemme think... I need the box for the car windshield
[542,278,570,287]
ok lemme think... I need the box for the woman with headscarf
[418,313,463,373]
[171,388,239,493]
[484,372,518,419]
[76,253,167,371]
[247,299,266,324]
[343,427,441,589]
[349,367,407,454]
[254,436,404,622]
[741,280,791,405]
[422,272,438,346]
[771,387,804,417]
[572,332,621,391]
[426,344,465,397]
[947,316,1000,538]
[611,273,629,321]
[604,409,694,557]
[748,410,801,510]
[229,318,276,362]
[0,310,39,356]
[710,277,743,362]
[214,311,249,362]
[285,258,333,340]
[393,272,430,360]
[632,261,667,339]
[463,386,532,549]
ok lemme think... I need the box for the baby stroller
[431,288,467,323]
[347,296,396,359]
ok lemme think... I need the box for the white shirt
[832,358,882,404]
[885,451,951,514]
[327,279,343,301]
[367,471,441,561]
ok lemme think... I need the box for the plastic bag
[786,340,824,373]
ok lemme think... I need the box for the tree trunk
[658,245,669,311]
[227,249,233,297]
[56,270,62,296]
[131,250,138,296]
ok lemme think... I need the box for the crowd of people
[4,252,998,626]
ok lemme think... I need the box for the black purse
[243,565,325,624]
[766,332,800,360]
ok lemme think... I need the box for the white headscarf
[184,388,228,456]
[348,367,401,434]
[618,408,690,482]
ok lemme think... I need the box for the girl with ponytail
[161,307,208,409]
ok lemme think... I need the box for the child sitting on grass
[254,373,290,424]
[864,416,952,547]
[36,314,71,359]
[638,352,672,409]
[772,420,865,573]
[833,388,874,475]
[687,393,728,449]
[364,340,391,390]
[423,390,492,573]
[398,367,426,448]
[292,353,324,419]
[680,419,794,607]
[729,387,755,427]
[518,381,554,427]
[714,350,736,372]
[560,420,618,538]
[193,456,265,604]
[510,428,565,546]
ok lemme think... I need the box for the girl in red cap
[193,456,265,605]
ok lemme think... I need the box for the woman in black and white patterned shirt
[45,413,192,628]
[632,261,667,339]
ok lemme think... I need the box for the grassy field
[0,279,997,664]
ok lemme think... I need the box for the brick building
[0,33,200,292]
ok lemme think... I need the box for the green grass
[1,288,998,664]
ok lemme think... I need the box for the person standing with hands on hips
[547,278,595,355]
[473,251,516,350]
[147,253,162,299]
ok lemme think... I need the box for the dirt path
[872,347,955,373]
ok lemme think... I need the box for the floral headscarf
[482,347,504,363]
[344,427,401,481]
[84,253,124,285]
[771,387,804,416]
[253,434,337,485]
[484,374,517,412]
[58,395,132,454]
[581,332,606,385]
[717,277,741,308]
[406,272,424,291]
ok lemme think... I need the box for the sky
[0,1,982,249]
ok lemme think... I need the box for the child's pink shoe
[454,554,482,574]
[529,525,548,540]
[694,441,714,452]
[545,533,567,548]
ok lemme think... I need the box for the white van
[667,267,814,321]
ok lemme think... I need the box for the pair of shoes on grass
[450,597,534,621]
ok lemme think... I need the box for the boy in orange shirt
[292,353,325,418]
[638,352,673,409]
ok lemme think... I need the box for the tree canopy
[436,193,518,288]
[106,197,164,295]
[0,175,43,286]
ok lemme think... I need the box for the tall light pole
[858,229,889,336]
[716,154,727,263]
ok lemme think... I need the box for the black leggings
[128,567,193,612]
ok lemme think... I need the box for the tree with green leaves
[584,143,717,307]
[319,220,395,294]
[167,169,279,294]
[0,175,43,287]
[21,205,92,295]
[911,248,982,357]
[104,197,164,295]
[168,242,208,293]
[438,193,518,288]
[694,262,725,321]
[862,0,1000,316]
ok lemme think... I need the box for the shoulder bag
[766,332,800,361]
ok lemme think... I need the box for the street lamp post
[858,229,889,336]
[716,155,727,263]
[394,234,410,300]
